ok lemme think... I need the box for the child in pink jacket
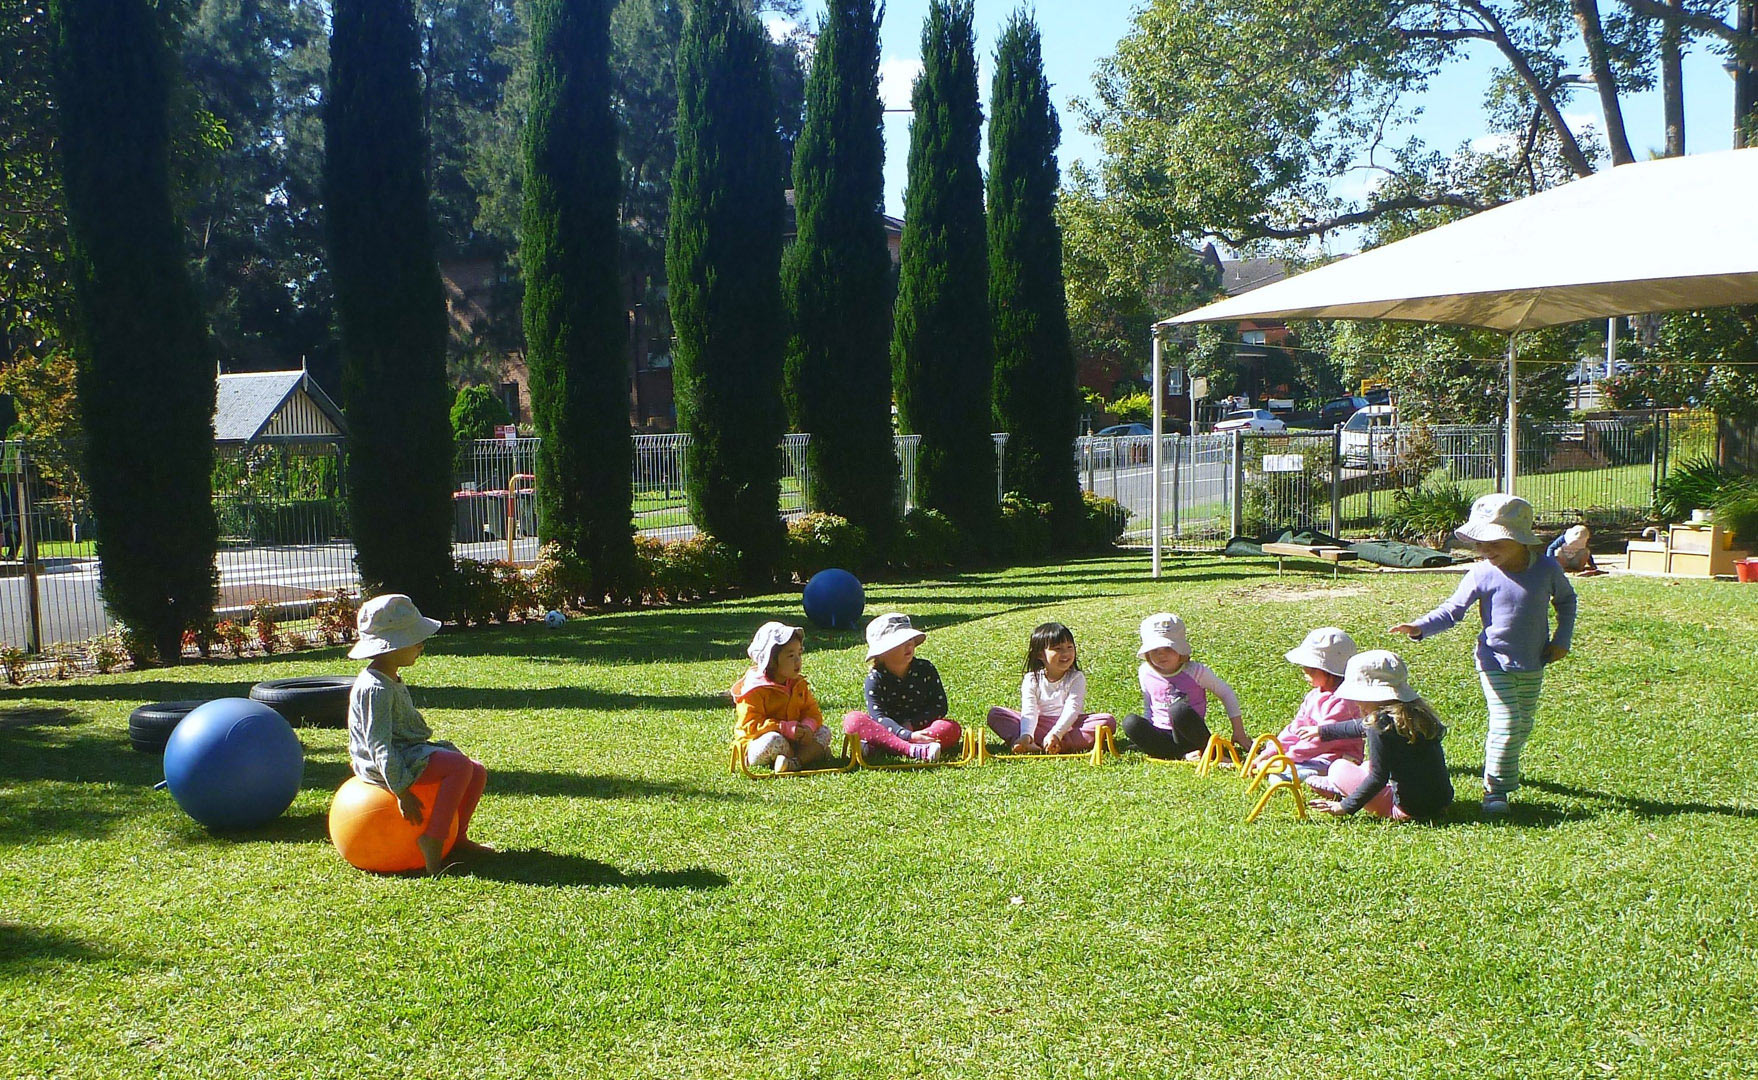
[1254,626,1364,782]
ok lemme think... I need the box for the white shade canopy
[1161,148,1758,332]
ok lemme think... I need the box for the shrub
[213,619,249,659]
[995,493,1052,561]
[314,589,360,645]
[89,631,126,673]
[891,507,963,571]
[1,645,27,685]
[1106,391,1151,425]
[647,535,739,603]
[249,599,283,654]
[1382,478,1473,549]
[532,540,595,611]
[451,559,536,625]
[1078,490,1130,550]
[785,513,873,580]
[1655,457,1740,523]
[1712,480,1758,544]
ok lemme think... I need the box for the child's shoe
[773,755,797,774]
[909,742,942,763]
[1482,792,1510,816]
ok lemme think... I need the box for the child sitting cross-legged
[986,621,1116,754]
[1119,613,1248,761]
[841,613,963,763]
[732,621,835,774]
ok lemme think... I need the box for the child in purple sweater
[1391,494,1577,816]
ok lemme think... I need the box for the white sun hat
[865,613,926,660]
[1283,626,1358,676]
[1336,649,1420,703]
[1558,524,1589,551]
[1454,493,1539,547]
[1136,612,1191,658]
[349,593,441,659]
[747,620,803,674]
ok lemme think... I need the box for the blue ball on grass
[802,568,865,631]
[161,698,304,831]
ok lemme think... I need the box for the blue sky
[786,1,1744,244]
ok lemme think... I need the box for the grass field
[3,553,1756,1078]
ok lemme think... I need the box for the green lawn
[3,554,1755,1077]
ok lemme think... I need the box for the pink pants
[419,749,487,842]
[1307,759,1406,819]
[842,711,962,757]
[986,706,1116,751]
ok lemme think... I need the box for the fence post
[1170,434,1181,539]
[1229,428,1244,539]
[1330,426,1343,538]
[17,448,41,653]
[993,433,1008,503]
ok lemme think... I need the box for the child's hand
[1308,798,1345,816]
[397,790,425,826]
[1543,643,1569,663]
[1293,724,1319,741]
[1041,734,1063,755]
[908,730,938,744]
[1388,623,1420,639]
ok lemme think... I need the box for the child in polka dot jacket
[841,613,963,762]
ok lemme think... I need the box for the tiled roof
[214,370,346,443]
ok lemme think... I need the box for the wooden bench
[1261,542,1360,581]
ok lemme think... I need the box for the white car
[1340,404,1401,466]
[1213,408,1286,434]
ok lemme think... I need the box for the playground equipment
[161,699,303,830]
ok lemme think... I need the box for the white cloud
[879,58,923,111]
[1469,132,1518,155]
[764,15,796,43]
[1561,112,1598,137]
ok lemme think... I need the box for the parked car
[1213,408,1287,434]
[1094,423,1152,438]
[1340,404,1401,466]
[1319,395,1368,428]
[1084,422,1152,467]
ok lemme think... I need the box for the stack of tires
[128,675,355,753]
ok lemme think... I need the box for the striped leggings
[1480,669,1544,797]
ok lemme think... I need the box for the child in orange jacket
[732,622,834,773]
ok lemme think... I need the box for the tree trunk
[1738,1,1757,149]
[1661,0,1685,156]
[1572,0,1635,165]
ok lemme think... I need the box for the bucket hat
[1137,613,1191,658]
[1283,626,1358,676]
[1455,493,1539,547]
[747,621,803,675]
[865,613,926,660]
[1336,649,1420,703]
[349,593,441,659]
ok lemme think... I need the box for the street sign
[495,424,518,444]
[1191,376,1209,401]
[1263,454,1305,473]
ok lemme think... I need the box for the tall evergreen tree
[50,0,218,663]
[522,0,632,597]
[782,0,897,537]
[666,0,787,581]
[987,11,1081,537]
[325,0,454,612]
[891,0,993,536]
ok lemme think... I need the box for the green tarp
[1222,528,1461,569]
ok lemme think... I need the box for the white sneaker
[910,742,942,763]
[773,755,797,774]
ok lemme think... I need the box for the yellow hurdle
[1246,776,1309,823]
[1245,753,1299,796]
[974,725,1119,767]
[729,733,860,779]
[1241,733,1286,779]
[1195,733,1243,777]
[850,728,980,770]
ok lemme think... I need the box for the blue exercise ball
[162,698,304,831]
[802,568,865,630]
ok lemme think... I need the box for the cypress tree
[987,11,1082,538]
[50,0,217,663]
[523,0,633,598]
[667,0,787,582]
[325,0,455,613]
[782,0,898,539]
[891,0,994,537]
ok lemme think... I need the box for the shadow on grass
[0,704,82,730]
[414,684,730,714]
[462,849,730,890]
[0,679,260,706]
[0,921,119,972]
[1442,765,1754,823]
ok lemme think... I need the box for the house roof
[214,370,347,444]
[1219,257,1292,297]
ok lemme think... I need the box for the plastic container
[1736,558,1758,584]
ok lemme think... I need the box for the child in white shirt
[985,622,1116,754]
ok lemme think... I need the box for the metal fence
[1078,410,1715,552]
[0,411,1718,662]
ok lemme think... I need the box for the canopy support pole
[1504,334,1519,496]
[1151,330,1163,578]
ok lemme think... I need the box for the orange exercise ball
[328,775,458,873]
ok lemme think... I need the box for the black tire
[249,675,355,729]
[128,700,206,754]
